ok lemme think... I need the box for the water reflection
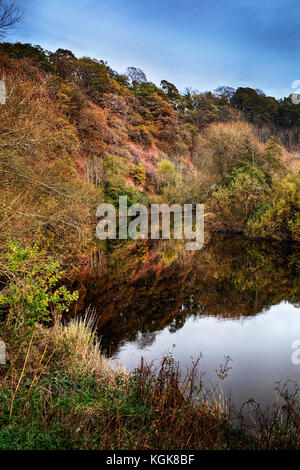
[116,301,300,411]
[68,234,300,409]
[69,236,300,348]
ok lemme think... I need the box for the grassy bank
[0,241,300,450]
[1,315,300,450]
[2,233,300,452]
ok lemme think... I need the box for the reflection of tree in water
[168,311,190,333]
[67,235,300,357]
[136,331,157,349]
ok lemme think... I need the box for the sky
[6,0,300,98]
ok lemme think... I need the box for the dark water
[69,235,300,412]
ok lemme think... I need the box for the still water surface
[70,235,300,412]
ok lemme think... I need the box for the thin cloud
[12,0,300,98]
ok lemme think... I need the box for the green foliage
[276,96,300,127]
[0,241,78,326]
[103,177,142,206]
[131,163,146,185]
[160,80,180,105]
[154,159,183,200]
[261,137,283,168]
[0,42,54,71]
[155,159,181,195]
[231,87,279,124]
[103,154,125,178]
[223,161,271,187]
[209,163,271,232]
[156,159,176,176]
[247,172,300,240]
[134,81,166,100]
[0,351,253,450]
[75,57,115,102]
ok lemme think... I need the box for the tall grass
[0,312,300,450]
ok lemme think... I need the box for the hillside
[0,43,300,263]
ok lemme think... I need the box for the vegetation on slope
[1,34,300,450]
[0,42,300,266]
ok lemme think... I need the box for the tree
[160,79,180,104]
[0,42,54,71]
[155,159,180,191]
[247,172,300,240]
[50,48,76,79]
[126,66,147,87]
[231,87,278,124]
[0,1,22,38]
[276,96,300,127]
[214,86,235,103]
[209,162,270,233]
[183,92,221,129]
[131,163,146,185]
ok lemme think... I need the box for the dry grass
[48,311,127,385]
[1,311,300,449]
[194,121,264,180]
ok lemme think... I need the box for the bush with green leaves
[103,177,142,206]
[0,241,78,326]
[155,159,181,193]
[103,154,126,178]
[131,163,147,185]
[209,163,271,233]
[247,172,300,240]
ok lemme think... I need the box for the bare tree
[0,1,22,39]
[214,86,235,103]
[126,66,147,87]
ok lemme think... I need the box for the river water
[69,234,300,414]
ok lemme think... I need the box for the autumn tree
[0,42,53,71]
[50,48,76,79]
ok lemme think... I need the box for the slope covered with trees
[0,42,300,264]
[1,4,300,450]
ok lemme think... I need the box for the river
[69,234,300,415]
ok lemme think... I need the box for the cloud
[11,0,300,98]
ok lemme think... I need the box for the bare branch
[0,1,23,39]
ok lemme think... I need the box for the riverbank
[0,314,300,450]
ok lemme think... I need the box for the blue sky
[7,0,300,98]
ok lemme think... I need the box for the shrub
[247,172,300,240]
[129,125,152,146]
[0,67,97,262]
[103,154,125,177]
[193,121,283,183]
[209,163,271,233]
[131,163,146,185]
[103,177,141,206]
[155,159,181,193]
[0,241,78,327]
